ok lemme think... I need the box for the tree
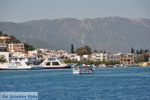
[24,43,35,51]
[9,35,21,43]
[71,44,74,53]
[0,31,3,36]
[136,50,140,54]
[84,45,91,54]
[76,45,91,56]
[93,49,98,53]
[76,46,87,56]
[100,50,103,53]
[140,49,143,54]
[131,47,135,53]
[144,49,149,53]
[104,50,107,54]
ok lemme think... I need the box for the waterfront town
[0,32,150,67]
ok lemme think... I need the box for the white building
[83,55,89,60]
[28,50,38,55]
[107,53,120,61]
[90,52,120,62]
[67,53,84,61]
[91,53,101,61]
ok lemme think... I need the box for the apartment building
[8,43,25,53]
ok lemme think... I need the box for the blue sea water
[0,67,150,100]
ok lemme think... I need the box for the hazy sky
[0,0,149,22]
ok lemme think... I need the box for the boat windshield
[48,58,56,61]
[46,62,51,66]
[52,62,60,65]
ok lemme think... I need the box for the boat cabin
[73,65,93,74]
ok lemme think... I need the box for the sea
[0,67,150,100]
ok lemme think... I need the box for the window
[52,62,60,66]
[46,62,51,66]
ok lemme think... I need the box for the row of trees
[131,47,149,54]
[64,59,120,65]
[131,47,150,63]
[72,46,150,56]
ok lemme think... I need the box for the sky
[0,0,150,22]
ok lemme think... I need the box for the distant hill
[0,17,150,52]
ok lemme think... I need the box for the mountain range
[0,17,150,53]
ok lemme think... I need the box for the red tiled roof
[0,36,11,40]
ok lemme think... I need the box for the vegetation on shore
[64,59,120,65]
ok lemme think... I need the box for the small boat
[72,64,94,74]
[113,64,120,68]
[99,64,106,68]
[0,60,42,70]
[41,57,71,69]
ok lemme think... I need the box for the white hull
[0,63,31,70]
[0,67,31,70]
[0,61,41,70]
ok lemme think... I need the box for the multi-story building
[107,53,120,62]
[8,43,25,53]
[90,52,120,62]
[91,53,102,61]
[120,53,134,65]
[67,53,84,61]
[120,57,134,65]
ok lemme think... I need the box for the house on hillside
[0,36,11,51]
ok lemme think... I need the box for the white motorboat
[0,60,42,70]
[41,57,71,69]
